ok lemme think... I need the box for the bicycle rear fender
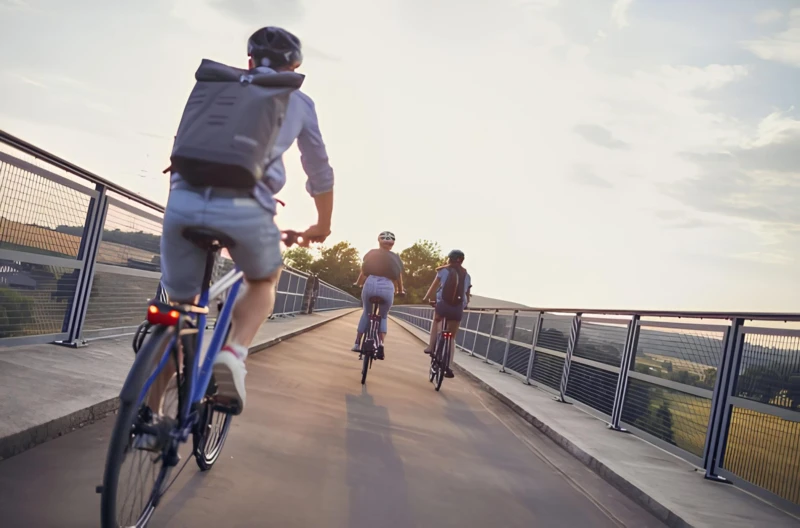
[119,325,171,405]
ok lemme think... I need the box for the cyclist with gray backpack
[422,250,472,378]
[144,26,335,427]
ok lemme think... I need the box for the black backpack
[442,266,467,307]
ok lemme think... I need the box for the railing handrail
[395,304,800,322]
[0,129,165,213]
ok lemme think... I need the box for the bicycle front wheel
[100,325,181,528]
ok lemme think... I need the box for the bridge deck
[0,314,664,527]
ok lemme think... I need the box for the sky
[1,0,799,312]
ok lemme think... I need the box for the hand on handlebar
[281,225,331,248]
[301,224,331,246]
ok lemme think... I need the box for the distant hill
[468,295,530,309]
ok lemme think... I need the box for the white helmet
[378,231,395,242]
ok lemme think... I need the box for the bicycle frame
[137,266,245,437]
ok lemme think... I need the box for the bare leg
[426,315,443,352]
[228,270,280,348]
[445,321,460,369]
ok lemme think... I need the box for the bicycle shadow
[345,386,415,528]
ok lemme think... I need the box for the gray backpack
[170,59,305,189]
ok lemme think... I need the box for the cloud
[573,124,628,149]
[669,113,800,228]
[755,9,784,25]
[570,164,613,188]
[7,72,46,88]
[611,0,634,29]
[208,0,304,25]
[653,210,712,229]
[743,9,800,67]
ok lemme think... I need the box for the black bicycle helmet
[448,249,465,261]
[247,26,303,68]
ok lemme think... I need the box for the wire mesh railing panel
[575,322,627,367]
[531,351,564,390]
[274,292,288,314]
[465,311,480,331]
[491,313,513,338]
[723,407,800,505]
[634,326,724,392]
[477,312,494,334]
[0,156,92,259]
[488,337,506,364]
[506,343,532,376]
[0,261,78,337]
[97,193,162,271]
[474,333,490,359]
[537,314,573,353]
[621,377,711,458]
[83,271,161,331]
[566,362,618,416]
[463,329,478,353]
[736,333,800,411]
[512,314,538,345]
[456,327,467,347]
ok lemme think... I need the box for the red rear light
[146,305,181,326]
[443,332,453,338]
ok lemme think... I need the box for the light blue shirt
[435,267,472,308]
[172,65,334,213]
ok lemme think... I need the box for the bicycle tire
[100,325,179,528]
[193,391,233,471]
[429,335,441,383]
[361,351,370,385]
[435,339,448,391]
[193,323,234,471]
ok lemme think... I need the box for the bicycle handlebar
[281,230,303,248]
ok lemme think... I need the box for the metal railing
[392,305,800,511]
[0,130,358,347]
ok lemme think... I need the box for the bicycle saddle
[182,227,236,251]
[369,296,386,304]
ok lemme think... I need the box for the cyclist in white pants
[352,231,405,359]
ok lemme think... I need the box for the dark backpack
[170,59,305,189]
[442,266,467,307]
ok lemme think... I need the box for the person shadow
[345,386,415,528]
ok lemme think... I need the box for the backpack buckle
[239,74,254,85]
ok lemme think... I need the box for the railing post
[484,310,498,363]
[500,311,518,373]
[609,315,640,431]
[556,313,582,403]
[525,312,543,385]
[703,317,744,482]
[55,184,108,348]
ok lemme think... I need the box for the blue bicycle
[99,227,301,528]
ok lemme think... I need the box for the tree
[398,240,444,304]
[309,241,362,297]
[283,247,314,272]
[0,288,35,338]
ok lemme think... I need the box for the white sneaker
[212,344,248,415]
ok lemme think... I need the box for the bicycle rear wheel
[361,351,370,384]
[100,325,182,528]
[435,339,448,391]
[193,325,233,471]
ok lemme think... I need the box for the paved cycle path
[0,313,665,527]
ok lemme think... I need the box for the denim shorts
[160,185,282,301]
